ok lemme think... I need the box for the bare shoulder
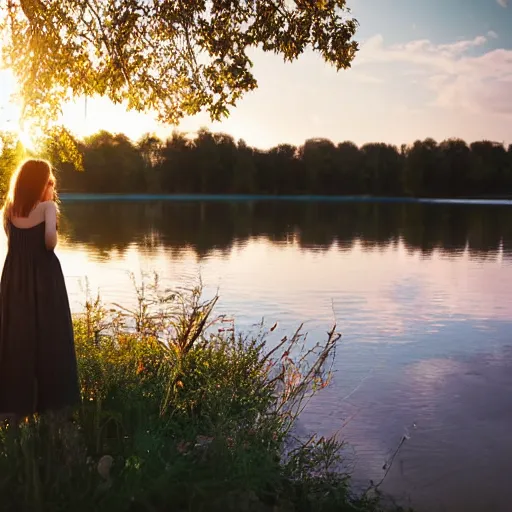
[41,201,58,214]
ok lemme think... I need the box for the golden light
[16,124,38,154]
[1,70,51,155]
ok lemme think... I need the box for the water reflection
[60,200,512,261]
[298,322,512,512]
[364,343,512,512]
[10,200,512,512]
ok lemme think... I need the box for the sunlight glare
[0,70,33,154]
[16,125,37,154]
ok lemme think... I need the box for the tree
[81,131,145,192]
[137,134,165,192]
[192,129,236,193]
[360,142,402,196]
[298,138,338,194]
[469,141,509,196]
[335,141,362,194]
[403,138,440,197]
[9,126,512,199]
[38,126,83,171]
[157,131,194,193]
[233,139,257,194]
[0,131,24,198]
[1,1,358,128]
[137,134,164,170]
[438,138,471,198]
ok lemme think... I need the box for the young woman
[0,159,80,419]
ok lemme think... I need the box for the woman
[0,159,80,419]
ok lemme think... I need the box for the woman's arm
[44,201,58,250]
[2,205,10,236]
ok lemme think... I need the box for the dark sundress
[0,220,80,416]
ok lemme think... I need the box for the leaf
[2,0,358,128]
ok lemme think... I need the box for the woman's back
[7,200,58,251]
[9,200,47,229]
[6,221,48,257]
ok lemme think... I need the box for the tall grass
[0,274,410,512]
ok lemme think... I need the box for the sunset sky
[1,0,512,149]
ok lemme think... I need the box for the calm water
[3,199,512,511]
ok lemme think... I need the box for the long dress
[0,220,80,416]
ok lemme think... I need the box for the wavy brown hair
[2,159,56,232]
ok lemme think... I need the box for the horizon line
[58,193,512,206]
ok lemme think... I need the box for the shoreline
[59,193,512,205]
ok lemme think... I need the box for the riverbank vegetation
[0,279,410,512]
[2,128,512,199]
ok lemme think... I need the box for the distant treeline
[2,129,512,197]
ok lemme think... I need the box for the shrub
[0,275,409,512]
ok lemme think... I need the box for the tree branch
[18,0,45,23]
[178,0,206,92]
[84,0,134,93]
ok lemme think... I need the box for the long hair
[2,159,56,232]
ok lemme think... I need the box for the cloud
[350,71,384,84]
[355,33,512,116]
[497,0,508,7]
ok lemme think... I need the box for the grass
[0,274,411,512]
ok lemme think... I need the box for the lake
[3,198,512,512]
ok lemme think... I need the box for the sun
[16,126,38,154]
